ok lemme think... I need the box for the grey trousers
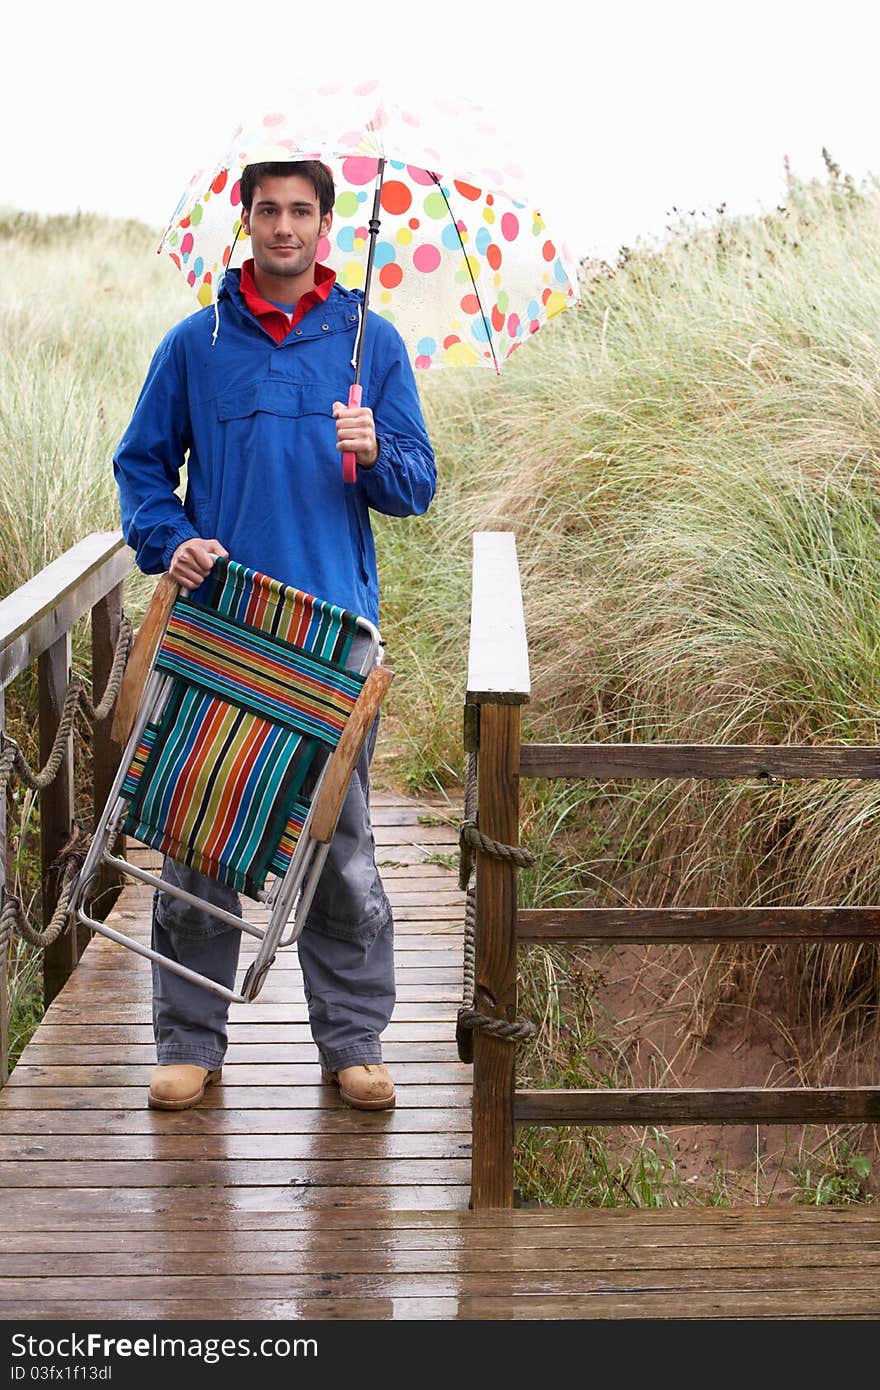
[150,702,395,1074]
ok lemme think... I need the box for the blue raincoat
[114,269,436,623]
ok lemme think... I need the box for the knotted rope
[456,750,538,1062]
[0,616,133,954]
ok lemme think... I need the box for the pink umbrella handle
[342,383,362,484]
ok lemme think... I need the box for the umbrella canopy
[158,83,580,373]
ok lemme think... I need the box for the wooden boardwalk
[2,791,880,1319]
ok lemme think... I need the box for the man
[114,160,436,1112]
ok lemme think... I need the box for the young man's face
[241,173,333,284]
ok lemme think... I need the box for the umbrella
[158,82,580,476]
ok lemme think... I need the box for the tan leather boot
[148,1064,222,1111]
[321,1063,395,1110]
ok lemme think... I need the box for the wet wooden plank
[18,1042,461,1064]
[371,826,459,847]
[0,1186,471,1215]
[40,1002,460,1023]
[32,1022,458,1044]
[4,1064,471,1086]
[1,1189,472,1223]
[64,953,462,973]
[3,1292,877,1318]
[4,1267,880,1300]
[7,1221,880,1253]
[0,1084,470,1109]
[4,1203,880,1230]
[373,845,459,866]
[90,932,459,953]
[45,980,462,1003]
[0,1158,472,1187]
[124,849,462,879]
[0,1132,472,1161]
[73,946,463,968]
[369,805,459,826]
[0,1107,471,1136]
[6,1240,880,1276]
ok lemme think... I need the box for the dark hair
[240,160,335,217]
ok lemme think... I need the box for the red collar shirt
[239,258,337,343]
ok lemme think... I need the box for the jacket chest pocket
[217,380,339,422]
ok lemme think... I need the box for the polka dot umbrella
[158,81,580,477]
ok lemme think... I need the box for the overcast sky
[5,0,879,261]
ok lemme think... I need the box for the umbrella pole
[343,157,386,483]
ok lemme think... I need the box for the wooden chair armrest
[309,665,394,844]
[110,573,179,746]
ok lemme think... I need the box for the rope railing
[0,616,133,953]
[456,750,537,1061]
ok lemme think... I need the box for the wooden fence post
[466,532,530,1209]
[471,700,522,1208]
[89,583,125,921]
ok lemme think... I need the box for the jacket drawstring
[213,221,244,347]
[350,302,363,370]
[212,270,226,346]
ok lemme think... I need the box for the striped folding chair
[71,557,392,1002]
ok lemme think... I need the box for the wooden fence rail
[466,531,880,1208]
[0,533,133,1083]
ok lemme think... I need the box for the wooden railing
[0,533,134,1083]
[466,531,880,1208]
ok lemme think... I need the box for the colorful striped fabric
[155,601,364,747]
[268,796,311,878]
[204,557,362,663]
[120,724,158,801]
[120,559,367,897]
